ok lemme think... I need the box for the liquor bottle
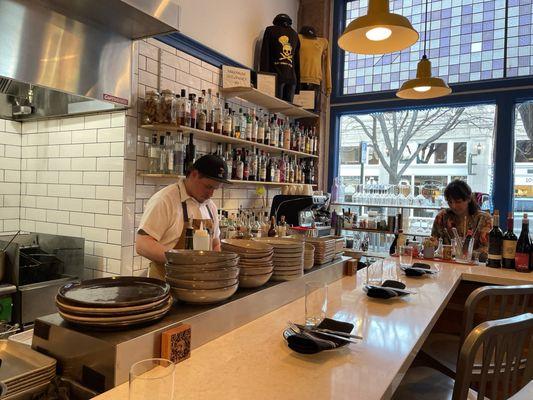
[197,96,207,131]
[242,149,249,181]
[283,119,291,150]
[189,94,197,128]
[235,150,244,180]
[268,216,277,237]
[184,90,191,127]
[277,215,287,237]
[264,114,270,146]
[223,104,232,136]
[214,94,223,134]
[257,113,265,144]
[266,155,272,182]
[184,134,195,175]
[502,212,518,269]
[251,112,258,142]
[515,213,531,272]
[274,158,281,183]
[249,148,257,181]
[279,154,286,183]
[173,131,184,175]
[159,135,168,174]
[240,108,247,140]
[259,151,267,182]
[205,89,213,131]
[225,144,233,177]
[148,133,160,173]
[165,132,174,173]
[271,116,278,146]
[234,109,241,138]
[389,213,403,255]
[487,210,504,268]
[185,220,195,250]
[245,109,253,141]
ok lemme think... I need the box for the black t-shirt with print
[260,25,300,85]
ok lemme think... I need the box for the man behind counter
[136,155,230,277]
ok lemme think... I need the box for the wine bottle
[389,213,403,255]
[502,212,518,269]
[487,210,504,268]
[268,216,277,237]
[184,134,195,175]
[515,213,531,272]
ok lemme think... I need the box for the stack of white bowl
[165,250,239,304]
[221,239,274,288]
[253,238,304,281]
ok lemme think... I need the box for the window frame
[329,0,533,222]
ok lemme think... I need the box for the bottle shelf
[331,202,442,210]
[221,86,318,118]
[138,173,317,187]
[140,124,318,159]
[340,227,430,237]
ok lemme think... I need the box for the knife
[287,322,360,344]
[290,322,363,340]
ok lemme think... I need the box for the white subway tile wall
[0,119,22,232]
[18,112,127,279]
[132,38,279,274]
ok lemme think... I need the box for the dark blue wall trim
[156,32,248,70]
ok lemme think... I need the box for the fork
[287,322,360,343]
[290,322,363,340]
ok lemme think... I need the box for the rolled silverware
[290,322,363,340]
[287,322,360,344]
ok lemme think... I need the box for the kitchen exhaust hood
[0,0,180,121]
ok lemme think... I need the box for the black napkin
[286,318,355,354]
[403,262,432,277]
[365,280,408,299]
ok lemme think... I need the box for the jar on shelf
[141,90,160,124]
[157,89,176,124]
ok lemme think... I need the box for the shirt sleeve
[138,196,171,241]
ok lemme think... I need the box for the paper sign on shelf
[292,90,315,109]
[256,72,277,97]
[222,65,251,88]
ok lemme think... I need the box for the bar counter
[94,260,533,400]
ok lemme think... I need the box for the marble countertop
[94,260,533,400]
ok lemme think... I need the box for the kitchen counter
[93,260,533,400]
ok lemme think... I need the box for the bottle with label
[515,213,531,272]
[264,114,270,146]
[487,210,504,268]
[502,211,518,269]
[165,132,174,173]
[197,97,207,131]
[257,114,265,144]
[242,149,249,180]
[159,135,168,174]
[245,109,253,141]
[189,94,197,128]
[185,220,195,250]
[233,109,241,138]
[148,133,160,173]
[223,104,232,136]
[259,151,267,182]
[213,93,222,133]
[193,221,211,250]
[270,115,278,147]
[283,119,291,150]
[224,144,233,177]
[277,215,287,237]
[173,131,184,175]
[268,216,277,237]
[249,147,257,181]
[205,89,214,131]
[235,150,244,180]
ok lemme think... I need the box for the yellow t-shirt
[298,35,332,95]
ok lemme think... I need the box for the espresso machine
[269,194,330,236]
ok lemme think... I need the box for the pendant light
[338,0,419,55]
[396,0,451,99]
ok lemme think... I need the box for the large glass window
[338,104,496,195]
[342,0,531,95]
[513,100,533,230]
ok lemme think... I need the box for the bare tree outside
[341,107,493,184]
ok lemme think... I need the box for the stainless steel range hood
[0,0,180,121]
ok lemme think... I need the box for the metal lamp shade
[338,0,419,54]
[396,56,452,99]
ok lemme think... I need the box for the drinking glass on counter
[366,259,383,285]
[305,282,328,327]
[399,245,414,266]
[129,358,175,400]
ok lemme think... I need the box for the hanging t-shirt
[260,25,300,85]
[298,35,332,96]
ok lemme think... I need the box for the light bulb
[365,27,392,41]
[414,86,431,92]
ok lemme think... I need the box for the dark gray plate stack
[56,277,172,329]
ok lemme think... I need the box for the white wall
[0,118,21,233]
[178,0,299,67]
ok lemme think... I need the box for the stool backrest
[453,313,533,400]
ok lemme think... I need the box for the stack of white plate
[305,237,336,265]
[221,239,274,288]
[165,250,240,304]
[0,340,56,400]
[253,238,304,281]
[56,277,172,329]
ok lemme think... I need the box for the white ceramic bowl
[166,277,238,290]
[165,250,238,265]
[170,284,238,304]
[165,267,240,281]
[238,272,273,288]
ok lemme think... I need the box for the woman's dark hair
[444,179,479,215]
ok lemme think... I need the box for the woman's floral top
[430,209,493,255]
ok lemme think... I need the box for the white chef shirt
[137,179,220,249]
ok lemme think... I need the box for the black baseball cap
[192,155,231,184]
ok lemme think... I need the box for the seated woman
[430,180,492,260]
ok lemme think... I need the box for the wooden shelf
[331,202,442,210]
[221,86,318,118]
[138,173,317,187]
[140,125,318,159]
[342,227,394,234]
